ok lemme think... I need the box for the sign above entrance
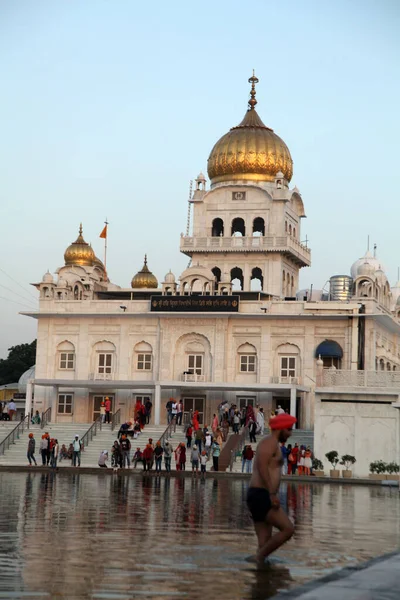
[150,296,240,312]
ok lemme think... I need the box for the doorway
[238,397,256,410]
[182,397,205,424]
[92,394,114,421]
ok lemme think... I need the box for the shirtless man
[246,413,296,564]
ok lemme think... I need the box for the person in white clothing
[200,450,208,479]
[277,405,285,415]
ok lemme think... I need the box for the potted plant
[369,460,387,481]
[312,458,325,477]
[340,454,356,478]
[386,462,400,481]
[325,450,340,478]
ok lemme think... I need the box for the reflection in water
[0,473,399,599]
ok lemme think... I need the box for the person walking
[72,434,82,467]
[166,398,173,424]
[191,444,200,476]
[27,433,37,466]
[145,398,153,425]
[120,434,131,468]
[179,443,186,471]
[186,425,193,448]
[204,430,213,457]
[174,443,181,470]
[171,401,178,423]
[291,443,299,475]
[111,440,121,470]
[200,450,208,479]
[154,441,163,473]
[8,399,17,421]
[233,411,240,434]
[246,413,296,564]
[143,443,154,472]
[163,441,173,473]
[100,400,106,423]
[244,444,254,473]
[176,400,183,426]
[98,450,108,468]
[51,439,59,468]
[211,440,220,472]
[281,442,289,475]
[195,427,204,453]
[212,413,219,434]
[104,397,111,424]
[39,435,48,466]
[249,419,257,444]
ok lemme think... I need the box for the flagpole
[104,218,108,274]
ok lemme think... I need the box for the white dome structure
[18,366,35,393]
[42,271,54,283]
[164,270,176,284]
[351,251,383,279]
[357,261,376,278]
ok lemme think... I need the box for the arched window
[282,271,286,295]
[231,217,245,237]
[57,341,75,371]
[286,272,290,296]
[231,267,243,291]
[182,282,189,295]
[293,227,296,238]
[93,341,116,380]
[289,224,292,236]
[191,279,203,293]
[74,285,79,299]
[237,343,257,373]
[252,217,265,237]
[276,343,300,381]
[285,221,288,232]
[393,365,397,371]
[291,275,295,296]
[212,218,224,237]
[315,340,343,369]
[379,358,385,371]
[250,267,263,291]
[134,341,153,372]
[212,266,221,283]
[387,362,391,371]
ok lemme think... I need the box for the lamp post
[391,401,400,492]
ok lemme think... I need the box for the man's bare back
[246,414,296,564]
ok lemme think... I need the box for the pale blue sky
[0,0,399,358]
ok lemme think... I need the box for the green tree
[0,340,37,385]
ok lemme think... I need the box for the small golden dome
[131,255,158,289]
[64,224,95,267]
[207,72,293,184]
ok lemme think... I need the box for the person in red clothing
[105,397,112,424]
[244,445,255,473]
[142,444,154,471]
[192,410,199,431]
[186,425,193,448]
[291,443,299,475]
[179,443,186,471]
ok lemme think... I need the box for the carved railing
[319,369,400,388]
[81,416,103,450]
[41,407,52,429]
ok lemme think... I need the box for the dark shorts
[201,464,206,473]
[246,487,272,522]
[192,460,199,468]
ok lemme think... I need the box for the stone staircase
[0,421,23,444]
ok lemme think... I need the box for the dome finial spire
[248,70,259,110]
[144,254,147,266]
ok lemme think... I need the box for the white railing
[270,376,300,385]
[319,369,400,388]
[181,373,206,382]
[88,372,114,381]
[180,235,311,260]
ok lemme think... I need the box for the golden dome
[207,72,293,184]
[131,255,158,289]
[64,224,95,267]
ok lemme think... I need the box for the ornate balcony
[318,369,400,389]
[181,373,206,383]
[180,235,311,267]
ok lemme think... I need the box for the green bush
[325,450,339,469]
[369,460,387,474]
[312,458,324,471]
[386,462,400,475]
[340,455,356,470]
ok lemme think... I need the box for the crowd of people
[0,399,17,421]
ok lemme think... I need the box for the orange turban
[269,414,297,430]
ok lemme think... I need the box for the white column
[290,387,297,429]
[154,384,161,425]
[25,380,33,418]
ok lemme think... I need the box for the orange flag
[99,224,107,239]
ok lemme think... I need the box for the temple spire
[248,70,259,110]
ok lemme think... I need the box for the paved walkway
[277,551,400,599]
